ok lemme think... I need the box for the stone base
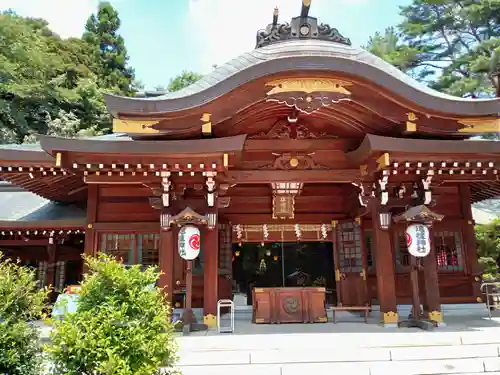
[203,313,217,328]
[399,318,436,331]
[381,311,399,327]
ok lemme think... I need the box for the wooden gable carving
[169,207,209,226]
[249,119,337,140]
[393,205,444,224]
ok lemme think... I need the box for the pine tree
[83,2,135,95]
[365,0,500,98]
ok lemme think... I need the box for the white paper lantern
[406,224,431,258]
[178,225,201,260]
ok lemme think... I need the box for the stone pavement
[175,314,500,375]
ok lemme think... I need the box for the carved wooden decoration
[260,153,327,170]
[266,79,352,96]
[169,207,209,227]
[249,119,337,139]
[265,78,352,115]
[457,118,500,133]
[112,119,162,134]
[393,205,444,224]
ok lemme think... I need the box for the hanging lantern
[273,255,278,261]
[379,212,392,230]
[235,250,240,257]
[265,249,271,256]
[259,259,267,273]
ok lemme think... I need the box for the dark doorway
[232,242,335,305]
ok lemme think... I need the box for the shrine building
[1,0,500,327]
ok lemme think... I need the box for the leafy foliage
[365,0,500,98]
[167,70,203,92]
[48,254,177,375]
[0,4,132,143]
[0,252,49,375]
[476,218,500,280]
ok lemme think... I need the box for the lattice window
[100,234,135,265]
[435,230,464,271]
[337,222,363,273]
[218,224,232,275]
[137,234,160,268]
[365,231,375,273]
[394,229,464,272]
[394,230,410,272]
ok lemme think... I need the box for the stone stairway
[175,327,500,375]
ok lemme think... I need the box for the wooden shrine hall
[1,0,500,327]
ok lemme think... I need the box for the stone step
[177,358,500,375]
[177,329,500,351]
[178,344,500,365]
[176,348,500,375]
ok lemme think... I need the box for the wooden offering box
[252,287,327,324]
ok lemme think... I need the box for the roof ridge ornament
[255,0,351,49]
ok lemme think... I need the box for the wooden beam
[221,169,360,183]
[222,213,344,224]
[244,139,351,152]
[84,175,159,184]
[92,222,160,232]
[0,239,49,246]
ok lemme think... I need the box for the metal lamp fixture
[379,212,392,230]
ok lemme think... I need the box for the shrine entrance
[232,242,336,306]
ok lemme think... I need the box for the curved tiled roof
[104,40,500,116]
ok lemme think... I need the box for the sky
[1,0,410,90]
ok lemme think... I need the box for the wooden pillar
[203,225,219,328]
[371,207,398,326]
[159,228,175,305]
[422,228,443,324]
[459,183,482,302]
[83,184,98,273]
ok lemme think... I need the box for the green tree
[476,218,500,280]
[167,70,203,92]
[0,11,111,141]
[83,2,135,95]
[48,254,178,375]
[0,252,49,375]
[364,27,420,75]
[366,0,500,98]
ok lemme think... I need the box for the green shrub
[0,252,48,375]
[48,254,178,375]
